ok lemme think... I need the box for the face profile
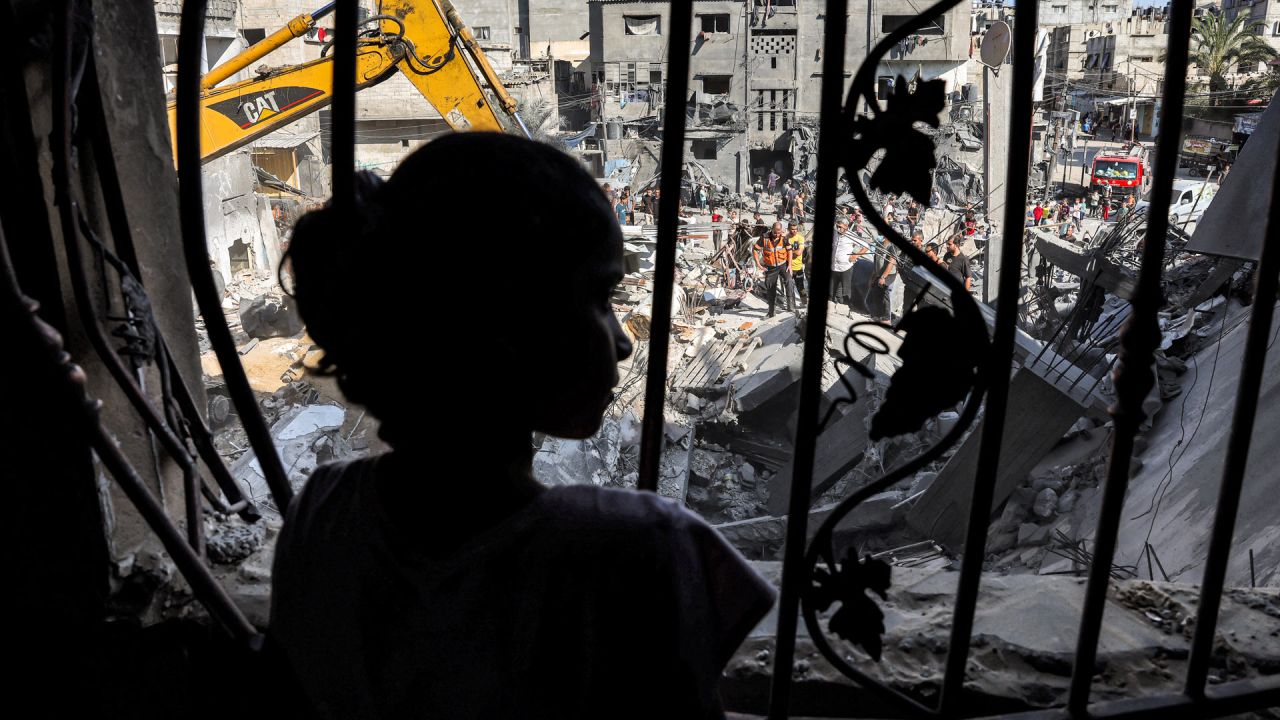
[287,132,631,446]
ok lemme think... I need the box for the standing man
[925,242,942,264]
[944,234,972,292]
[767,168,780,197]
[753,222,794,318]
[752,212,769,238]
[871,235,901,323]
[780,181,795,220]
[906,200,921,233]
[830,219,867,307]
[786,221,808,308]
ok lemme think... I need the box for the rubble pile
[722,563,1280,715]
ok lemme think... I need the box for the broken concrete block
[232,404,348,514]
[205,517,266,565]
[1018,522,1052,546]
[1032,488,1059,519]
[1056,489,1079,514]
[1030,470,1067,494]
[731,344,804,413]
[834,490,906,534]
[750,312,800,348]
[987,529,1018,555]
[238,293,303,339]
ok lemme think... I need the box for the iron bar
[636,0,693,491]
[2,32,257,643]
[331,0,357,208]
[178,0,294,510]
[937,0,1039,711]
[53,0,232,540]
[1068,1,1194,713]
[1183,121,1280,697]
[766,0,847,714]
[81,50,258,520]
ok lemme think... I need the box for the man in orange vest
[753,221,794,318]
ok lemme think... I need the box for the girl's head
[287,133,632,446]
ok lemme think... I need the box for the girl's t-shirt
[271,458,776,719]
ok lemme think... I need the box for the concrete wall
[587,0,970,186]
[1037,0,1133,25]
[525,0,593,57]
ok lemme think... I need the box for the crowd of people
[742,192,977,324]
[1025,189,1137,241]
[600,174,982,324]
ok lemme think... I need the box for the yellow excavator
[167,0,530,164]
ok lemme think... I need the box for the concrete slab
[906,369,1084,550]
[731,344,804,413]
[765,395,872,516]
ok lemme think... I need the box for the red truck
[1089,143,1152,199]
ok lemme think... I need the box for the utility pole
[1129,63,1137,143]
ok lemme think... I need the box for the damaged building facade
[584,0,971,190]
[156,0,299,287]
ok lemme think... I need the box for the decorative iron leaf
[845,75,947,206]
[809,550,893,661]
[870,305,982,440]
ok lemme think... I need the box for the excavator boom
[167,1,522,165]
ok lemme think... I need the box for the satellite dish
[980,20,1011,68]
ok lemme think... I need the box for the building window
[692,139,718,160]
[473,26,491,41]
[702,75,731,94]
[243,28,266,45]
[1052,4,1066,12]
[1102,4,1118,12]
[700,14,730,33]
[650,68,663,85]
[624,15,661,36]
[883,15,945,36]
[1132,56,1153,63]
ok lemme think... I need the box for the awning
[250,131,320,150]
[559,124,597,149]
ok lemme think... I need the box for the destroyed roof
[249,130,320,149]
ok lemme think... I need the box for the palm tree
[1188,13,1278,105]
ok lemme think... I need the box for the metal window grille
[7,0,1275,717]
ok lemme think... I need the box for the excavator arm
[167,1,525,164]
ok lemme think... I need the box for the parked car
[1135,180,1219,226]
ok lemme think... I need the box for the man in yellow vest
[753,222,793,318]
[786,221,807,308]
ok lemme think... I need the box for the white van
[1136,180,1219,226]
